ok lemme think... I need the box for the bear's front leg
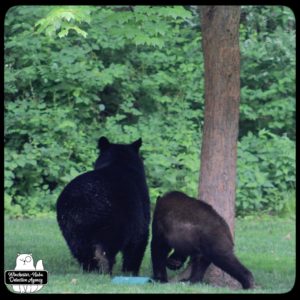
[151,236,171,283]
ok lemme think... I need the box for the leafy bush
[4,100,100,217]
[4,6,295,217]
[239,6,295,139]
[236,130,295,215]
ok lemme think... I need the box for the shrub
[4,6,295,217]
[236,130,295,215]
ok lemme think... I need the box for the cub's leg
[189,255,211,283]
[151,236,171,282]
[211,251,254,289]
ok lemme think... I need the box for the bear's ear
[131,138,142,151]
[98,137,110,150]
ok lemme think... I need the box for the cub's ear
[131,138,142,151]
[98,137,110,150]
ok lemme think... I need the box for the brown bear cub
[151,191,254,289]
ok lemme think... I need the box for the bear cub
[56,137,150,275]
[151,191,254,289]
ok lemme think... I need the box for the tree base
[203,264,242,290]
[169,262,243,290]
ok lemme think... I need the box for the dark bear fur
[56,137,150,275]
[166,251,187,270]
[151,191,254,289]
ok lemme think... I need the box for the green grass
[4,215,295,294]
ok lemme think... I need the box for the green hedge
[4,6,295,217]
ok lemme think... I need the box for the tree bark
[198,5,241,289]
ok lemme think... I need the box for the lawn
[4,215,295,294]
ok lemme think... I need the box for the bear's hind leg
[189,255,211,283]
[211,251,254,289]
[122,235,148,276]
[68,241,98,272]
[81,260,98,272]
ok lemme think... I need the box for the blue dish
[111,276,153,284]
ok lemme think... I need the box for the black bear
[151,191,254,289]
[56,137,150,275]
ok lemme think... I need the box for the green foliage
[239,6,295,139]
[237,130,295,215]
[4,100,99,216]
[4,6,295,217]
[35,6,92,38]
[278,190,295,218]
[35,6,192,48]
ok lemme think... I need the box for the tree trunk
[198,6,241,289]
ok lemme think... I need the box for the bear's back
[154,191,233,245]
[57,163,148,220]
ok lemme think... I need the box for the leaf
[149,37,164,48]
[35,7,91,37]
[57,120,76,129]
[134,34,149,46]
[58,29,68,38]
[71,26,88,38]
[5,179,13,188]
[60,11,75,22]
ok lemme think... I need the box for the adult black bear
[151,191,254,289]
[56,137,150,275]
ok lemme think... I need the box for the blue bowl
[111,276,153,284]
